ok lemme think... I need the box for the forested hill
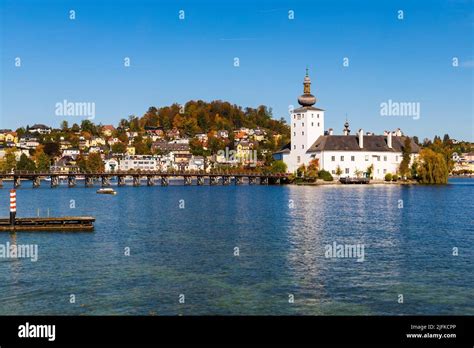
[122,100,290,136]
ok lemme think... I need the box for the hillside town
[0,96,472,183]
[0,119,283,174]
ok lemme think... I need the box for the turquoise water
[0,178,472,315]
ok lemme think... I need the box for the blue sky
[1,0,473,140]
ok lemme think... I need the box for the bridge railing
[0,169,289,177]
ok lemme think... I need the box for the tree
[36,152,51,172]
[111,142,127,154]
[416,148,448,184]
[60,120,69,132]
[306,159,319,178]
[17,153,36,171]
[366,164,374,179]
[399,137,412,178]
[71,123,80,132]
[43,142,61,158]
[271,160,287,173]
[335,165,343,177]
[86,153,104,172]
[3,150,17,172]
[81,120,93,133]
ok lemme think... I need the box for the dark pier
[1,189,95,232]
[0,171,289,188]
[0,217,95,232]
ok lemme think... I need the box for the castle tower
[288,69,325,171]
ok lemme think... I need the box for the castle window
[297,156,301,163]
[345,168,349,174]
[302,131,304,135]
[317,114,319,118]
[318,123,320,127]
[396,155,398,161]
[293,145,296,150]
[365,155,369,161]
[331,156,335,161]
[331,170,335,174]
[341,156,344,161]
[311,122,314,126]
[351,156,355,161]
[294,123,296,127]
[294,132,296,136]
[302,123,304,126]
[383,169,387,174]
[384,156,387,161]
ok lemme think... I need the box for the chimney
[387,131,392,148]
[358,129,363,148]
[383,130,389,136]
[329,128,333,136]
[395,128,402,136]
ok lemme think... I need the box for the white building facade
[274,70,419,179]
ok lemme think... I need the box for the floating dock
[0,217,95,232]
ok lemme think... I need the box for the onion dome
[297,68,317,107]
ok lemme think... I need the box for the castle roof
[307,135,420,153]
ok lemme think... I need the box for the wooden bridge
[0,170,290,188]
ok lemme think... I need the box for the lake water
[0,178,472,315]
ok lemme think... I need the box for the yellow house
[0,132,18,143]
[126,146,136,155]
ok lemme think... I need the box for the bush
[392,174,399,181]
[318,169,333,181]
[384,173,392,181]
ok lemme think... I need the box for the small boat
[96,188,117,195]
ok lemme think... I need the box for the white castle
[273,70,419,180]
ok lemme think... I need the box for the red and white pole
[10,189,16,225]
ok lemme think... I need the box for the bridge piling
[133,176,140,187]
[85,176,94,187]
[118,176,126,186]
[51,175,59,188]
[101,176,111,187]
[33,176,41,188]
[68,175,76,187]
[147,176,155,186]
[197,176,204,186]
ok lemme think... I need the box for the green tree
[4,150,17,172]
[60,120,69,132]
[416,148,448,184]
[399,137,412,178]
[111,142,127,154]
[271,160,287,173]
[87,153,104,173]
[17,153,36,171]
[36,152,51,172]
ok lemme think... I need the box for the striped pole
[10,189,16,225]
